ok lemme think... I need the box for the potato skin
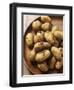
[35,50,50,62]
[34,42,51,52]
[49,57,56,69]
[41,16,51,23]
[41,23,51,31]
[53,31,63,40]
[25,33,33,47]
[55,61,63,70]
[53,38,59,47]
[37,62,48,72]
[29,49,36,61]
[59,47,63,56]
[32,20,41,31]
[51,47,61,60]
[44,31,54,44]
[34,31,44,43]
[52,25,59,34]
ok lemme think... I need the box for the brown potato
[32,20,41,31]
[55,61,63,70]
[51,47,61,60]
[29,49,36,62]
[41,22,52,31]
[41,16,51,23]
[37,62,48,72]
[53,30,63,40]
[49,57,56,69]
[34,31,44,43]
[34,42,51,52]
[25,33,33,47]
[44,31,54,44]
[35,50,50,63]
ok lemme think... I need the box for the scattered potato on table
[41,22,52,31]
[35,50,50,63]
[51,46,61,60]
[44,31,54,44]
[37,62,49,72]
[41,16,51,23]
[34,42,51,52]
[34,31,44,43]
[32,20,41,31]
[25,33,33,47]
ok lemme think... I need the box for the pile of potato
[25,16,63,74]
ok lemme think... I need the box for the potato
[32,20,41,31]
[59,47,63,56]
[37,62,48,72]
[34,31,44,43]
[41,16,51,23]
[25,33,33,47]
[41,23,52,31]
[51,47,61,60]
[53,31,63,40]
[34,42,51,52]
[53,39,59,47]
[35,50,50,62]
[29,49,36,61]
[55,61,63,70]
[49,57,56,69]
[44,31,54,44]
[52,25,59,34]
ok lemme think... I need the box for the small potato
[29,49,36,62]
[44,31,54,44]
[53,31,63,40]
[34,42,51,52]
[25,33,33,47]
[55,61,63,70]
[53,39,59,47]
[41,22,52,31]
[37,62,48,72]
[51,47,61,60]
[49,57,56,69]
[41,16,51,23]
[59,47,63,56]
[34,31,44,43]
[35,50,50,62]
[32,20,41,31]
[52,25,59,34]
